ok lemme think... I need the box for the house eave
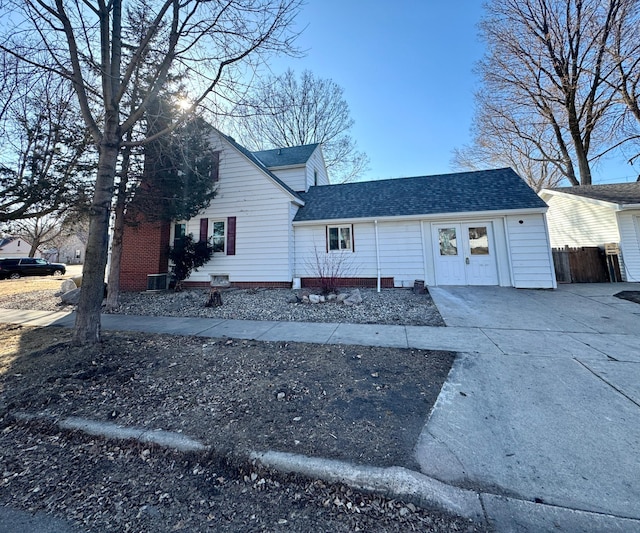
[216,133,304,204]
[540,189,640,211]
[619,203,640,210]
[293,207,548,226]
[265,163,306,171]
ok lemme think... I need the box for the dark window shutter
[227,216,236,255]
[211,151,220,182]
[351,224,355,252]
[199,218,208,242]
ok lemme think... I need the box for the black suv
[0,258,66,279]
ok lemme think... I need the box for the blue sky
[266,0,638,185]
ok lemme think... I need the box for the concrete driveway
[418,283,640,531]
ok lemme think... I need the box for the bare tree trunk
[28,240,40,257]
[73,139,119,345]
[105,196,124,312]
[105,142,132,312]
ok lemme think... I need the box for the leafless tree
[468,0,628,186]
[13,215,67,257]
[452,91,565,191]
[0,56,93,222]
[0,0,302,345]
[608,0,640,166]
[231,69,369,183]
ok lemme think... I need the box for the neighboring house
[539,183,640,283]
[0,237,42,258]
[120,129,557,291]
[54,233,86,265]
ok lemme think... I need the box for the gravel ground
[1,285,446,327]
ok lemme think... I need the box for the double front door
[432,222,499,285]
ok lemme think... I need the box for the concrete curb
[250,450,485,521]
[11,412,640,532]
[11,411,484,523]
[13,413,209,453]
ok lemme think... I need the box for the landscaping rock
[60,287,81,305]
[60,278,78,294]
[287,293,299,304]
[309,294,321,304]
[343,288,363,306]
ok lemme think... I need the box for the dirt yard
[0,284,485,532]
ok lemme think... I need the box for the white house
[0,237,42,258]
[540,183,640,283]
[293,169,556,289]
[121,129,557,290]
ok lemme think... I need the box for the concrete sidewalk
[1,282,640,531]
[0,307,501,354]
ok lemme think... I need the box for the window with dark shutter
[199,218,208,242]
[227,216,236,255]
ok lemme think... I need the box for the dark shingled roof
[293,168,546,222]
[551,182,640,205]
[253,144,319,168]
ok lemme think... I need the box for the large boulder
[60,287,81,306]
[60,278,78,295]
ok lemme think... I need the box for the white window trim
[210,219,226,254]
[327,224,353,252]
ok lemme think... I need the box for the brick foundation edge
[174,278,395,291]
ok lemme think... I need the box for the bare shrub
[304,246,360,294]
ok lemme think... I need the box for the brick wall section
[301,277,395,289]
[181,278,394,290]
[120,220,170,291]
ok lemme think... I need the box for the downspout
[374,220,381,292]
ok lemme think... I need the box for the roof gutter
[292,207,548,226]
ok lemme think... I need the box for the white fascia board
[264,163,306,171]
[619,203,640,210]
[292,208,548,226]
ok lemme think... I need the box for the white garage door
[432,222,499,285]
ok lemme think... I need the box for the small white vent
[210,274,230,288]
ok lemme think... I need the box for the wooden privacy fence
[552,246,620,283]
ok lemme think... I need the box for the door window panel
[468,226,489,255]
[438,228,458,256]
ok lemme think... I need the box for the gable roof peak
[252,143,320,168]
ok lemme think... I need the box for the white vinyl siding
[544,194,620,247]
[262,147,329,192]
[184,132,298,283]
[295,214,555,289]
[270,167,306,192]
[306,146,329,187]
[616,211,640,282]
[505,214,556,288]
[294,220,426,287]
